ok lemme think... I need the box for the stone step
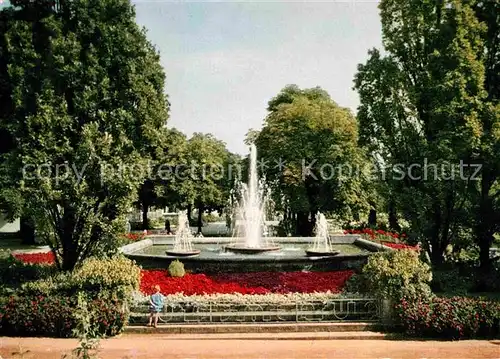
[121,330,385,340]
[125,322,377,334]
[128,310,378,324]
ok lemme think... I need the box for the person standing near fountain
[148,285,165,328]
[165,218,171,234]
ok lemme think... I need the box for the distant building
[0,214,19,233]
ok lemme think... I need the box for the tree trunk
[296,212,312,236]
[197,205,203,234]
[142,203,149,230]
[479,234,493,272]
[310,210,317,232]
[187,204,192,225]
[430,200,444,267]
[476,171,494,272]
[368,209,377,227]
[388,201,401,232]
[61,206,78,271]
[20,215,36,245]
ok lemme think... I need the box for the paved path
[1,335,499,359]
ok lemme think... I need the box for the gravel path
[1,335,499,359]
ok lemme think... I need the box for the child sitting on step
[148,285,165,328]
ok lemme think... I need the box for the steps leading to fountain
[124,322,382,336]
[128,297,380,326]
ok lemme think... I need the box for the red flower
[382,242,419,251]
[140,270,354,295]
[13,252,55,264]
[122,232,146,242]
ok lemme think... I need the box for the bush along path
[349,250,500,340]
[0,256,140,338]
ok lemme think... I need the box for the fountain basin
[120,235,391,274]
[165,249,201,257]
[225,244,281,254]
[305,249,341,257]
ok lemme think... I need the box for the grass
[0,237,46,251]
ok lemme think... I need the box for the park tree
[255,85,372,236]
[178,133,232,233]
[0,4,36,245]
[470,0,500,271]
[155,128,190,215]
[354,0,490,266]
[135,127,188,230]
[0,0,169,270]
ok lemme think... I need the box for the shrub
[343,272,369,295]
[431,268,473,295]
[21,256,140,299]
[71,256,140,294]
[395,296,500,339]
[356,250,432,302]
[431,264,500,294]
[168,260,185,278]
[1,256,138,338]
[0,293,127,338]
[0,250,56,289]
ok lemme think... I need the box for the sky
[133,0,383,154]
[0,0,384,155]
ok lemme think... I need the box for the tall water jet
[165,211,201,257]
[226,144,279,253]
[305,213,340,256]
[244,144,262,248]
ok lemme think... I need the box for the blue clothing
[150,293,164,313]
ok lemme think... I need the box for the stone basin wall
[120,235,393,274]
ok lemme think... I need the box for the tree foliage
[354,0,499,268]
[179,133,234,232]
[255,85,372,235]
[0,0,169,270]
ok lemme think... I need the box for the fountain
[165,212,201,257]
[305,213,340,257]
[225,144,280,254]
[122,146,380,273]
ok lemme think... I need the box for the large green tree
[354,0,492,266]
[470,0,500,271]
[255,85,371,236]
[177,133,232,233]
[135,127,187,230]
[0,0,168,270]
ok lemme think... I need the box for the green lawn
[0,237,46,252]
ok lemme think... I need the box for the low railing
[130,298,380,324]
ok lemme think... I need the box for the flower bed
[12,252,55,265]
[344,228,419,251]
[122,232,146,242]
[140,270,354,295]
[381,242,419,250]
[132,291,347,306]
[344,228,406,241]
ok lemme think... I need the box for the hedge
[395,296,500,339]
[0,255,140,338]
[0,294,127,337]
